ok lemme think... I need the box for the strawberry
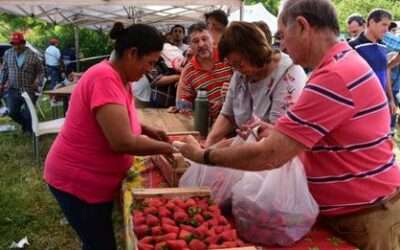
[166,239,188,250]
[162,224,180,234]
[208,244,223,249]
[178,229,192,241]
[151,226,163,236]
[135,224,150,238]
[193,214,204,224]
[161,217,176,226]
[185,198,196,207]
[207,205,220,213]
[144,206,158,216]
[180,224,195,233]
[154,241,168,250]
[222,241,237,248]
[159,207,172,217]
[146,214,160,226]
[173,211,189,223]
[156,232,178,242]
[205,235,220,245]
[202,211,213,221]
[147,197,165,208]
[166,201,176,211]
[220,229,237,241]
[217,215,229,226]
[172,198,187,209]
[193,223,208,239]
[133,214,146,226]
[140,236,154,244]
[188,239,207,250]
[138,241,155,250]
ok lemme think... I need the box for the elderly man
[175,0,400,249]
[176,22,232,122]
[0,32,44,134]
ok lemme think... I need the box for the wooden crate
[151,153,188,187]
[123,187,258,250]
[151,131,199,187]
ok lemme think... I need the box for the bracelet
[203,148,214,165]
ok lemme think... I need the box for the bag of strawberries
[179,135,256,209]
[231,157,319,246]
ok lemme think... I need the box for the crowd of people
[1,0,400,249]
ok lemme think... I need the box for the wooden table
[137,108,196,134]
[44,83,76,113]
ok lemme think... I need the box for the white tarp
[229,3,277,34]
[0,0,242,30]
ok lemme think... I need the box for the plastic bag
[179,135,255,208]
[232,157,319,246]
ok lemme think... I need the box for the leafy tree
[245,0,280,16]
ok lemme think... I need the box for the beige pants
[321,194,400,250]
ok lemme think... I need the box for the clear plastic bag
[232,157,319,246]
[179,135,255,208]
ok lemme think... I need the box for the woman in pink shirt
[44,22,174,250]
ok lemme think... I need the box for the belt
[339,188,400,218]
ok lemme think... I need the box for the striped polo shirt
[178,52,233,120]
[349,32,388,89]
[276,42,400,216]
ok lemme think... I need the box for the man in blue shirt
[349,9,396,116]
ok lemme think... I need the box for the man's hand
[173,135,204,163]
[389,99,397,115]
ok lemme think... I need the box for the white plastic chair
[21,91,65,163]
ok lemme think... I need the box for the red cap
[10,32,25,45]
[49,38,59,45]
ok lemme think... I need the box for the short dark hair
[219,21,272,67]
[109,22,163,59]
[389,22,398,31]
[204,9,229,27]
[347,14,365,26]
[171,24,185,34]
[279,0,340,35]
[367,9,392,25]
[188,22,208,36]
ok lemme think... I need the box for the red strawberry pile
[132,196,246,250]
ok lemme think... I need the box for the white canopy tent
[229,3,277,34]
[0,0,243,71]
[0,0,243,30]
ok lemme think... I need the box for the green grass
[0,97,124,250]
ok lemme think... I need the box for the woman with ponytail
[44,22,173,250]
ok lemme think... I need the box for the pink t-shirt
[44,60,142,203]
[276,42,400,216]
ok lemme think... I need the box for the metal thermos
[194,89,209,137]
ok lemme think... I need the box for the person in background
[44,22,175,250]
[176,22,232,122]
[0,32,44,134]
[346,13,365,41]
[205,21,306,147]
[387,22,400,132]
[175,0,400,249]
[45,38,62,89]
[349,9,396,119]
[170,25,189,52]
[61,45,77,79]
[204,9,229,48]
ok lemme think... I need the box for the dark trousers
[48,185,117,250]
[5,88,36,133]
[47,65,61,89]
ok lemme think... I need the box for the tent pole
[74,25,80,72]
[239,0,244,21]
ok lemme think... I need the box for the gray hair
[279,0,340,35]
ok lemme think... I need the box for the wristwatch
[203,148,214,165]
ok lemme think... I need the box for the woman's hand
[142,125,169,142]
[173,135,204,163]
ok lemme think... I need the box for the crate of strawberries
[123,187,257,250]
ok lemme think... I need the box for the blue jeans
[48,185,116,250]
[5,88,36,133]
[47,65,61,89]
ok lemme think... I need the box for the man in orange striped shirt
[176,22,232,122]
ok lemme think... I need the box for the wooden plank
[137,108,195,133]
[130,187,210,197]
